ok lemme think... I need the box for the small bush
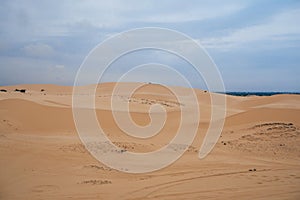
[15,89,26,93]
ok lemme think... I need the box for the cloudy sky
[0,0,299,91]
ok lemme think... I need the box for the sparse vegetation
[14,89,26,93]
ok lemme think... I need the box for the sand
[0,82,299,199]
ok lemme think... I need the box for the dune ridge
[0,82,299,199]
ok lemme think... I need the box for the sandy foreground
[0,82,299,199]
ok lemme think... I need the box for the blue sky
[0,0,299,91]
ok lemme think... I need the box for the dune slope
[0,83,299,199]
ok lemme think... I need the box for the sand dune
[0,83,299,199]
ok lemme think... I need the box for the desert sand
[0,82,299,199]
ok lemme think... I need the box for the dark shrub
[15,89,26,93]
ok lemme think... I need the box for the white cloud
[1,0,299,91]
[0,56,74,85]
[54,64,65,69]
[1,1,247,39]
[22,43,55,58]
[137,3,245,23]
[201,8,300,49]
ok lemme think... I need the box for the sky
[0,0,299,91]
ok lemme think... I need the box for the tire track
[124,168,279,199]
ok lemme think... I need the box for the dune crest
[0,82,300,199]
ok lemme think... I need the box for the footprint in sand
[79,179,112,185]
[31,185,60,193]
